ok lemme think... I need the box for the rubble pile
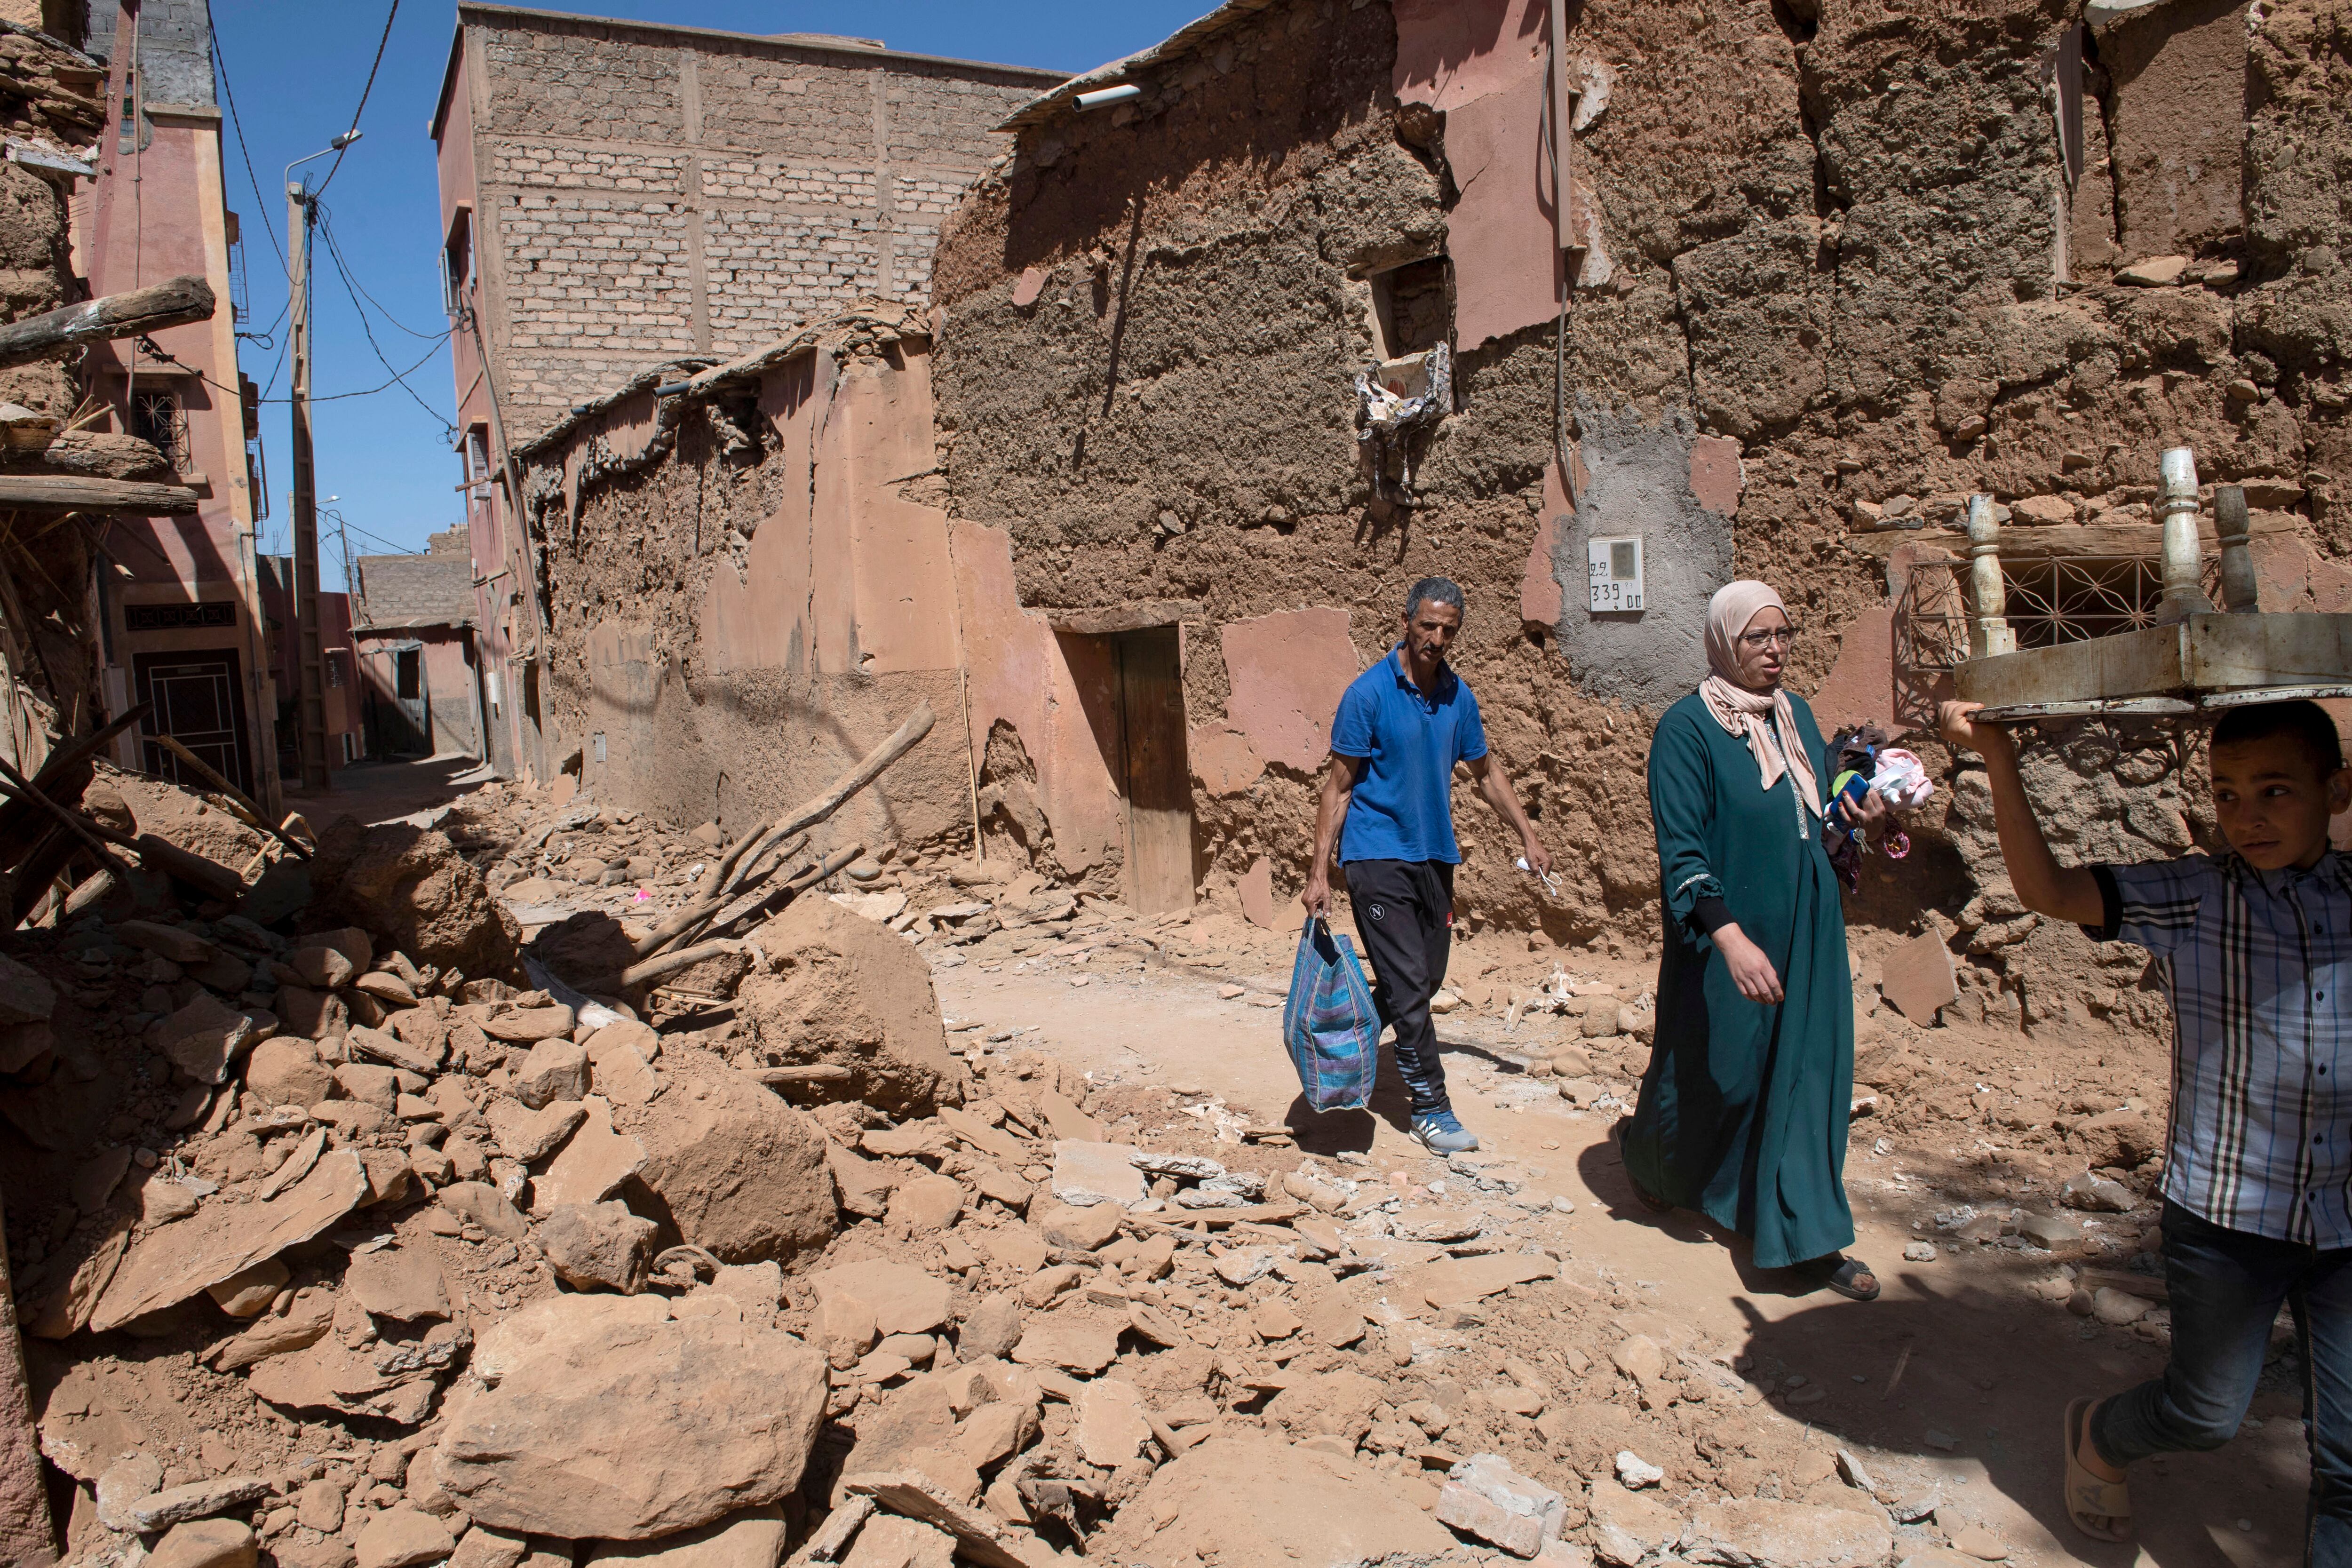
[2,756,2196,1568]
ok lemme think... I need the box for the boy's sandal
[1609,1118,1672,1213]
[2063,1396,2132,1543]
[1793,1254,1880,1301]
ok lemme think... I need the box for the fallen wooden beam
[0,700,150,850]
[0,274,215,367]
[634,700,934,958]
[145,733,310,860]
[749,1065,854,1086]
[0,475,200,514]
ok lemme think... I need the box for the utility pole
[284,131,358,791]
[286,182,328,789]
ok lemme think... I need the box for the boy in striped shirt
[1942,697,2352,1560]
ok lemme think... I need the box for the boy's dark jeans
[1341,858,1454,1115]
[2092,1200,2352,1565]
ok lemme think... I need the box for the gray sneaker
[1410,1110,1480,1154]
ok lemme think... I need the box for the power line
[311,0,399,201]
[316,205,445,341]
[315,201,455,439]
[209,22,284,272]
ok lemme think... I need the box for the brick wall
[458,8,1062,437]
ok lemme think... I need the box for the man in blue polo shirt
[1303,577,1551,1153]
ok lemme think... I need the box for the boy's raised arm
[1939,701,2107,928]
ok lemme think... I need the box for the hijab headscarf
[1699,580,1821,820]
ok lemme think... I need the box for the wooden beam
[0,274,215,367]
[0,475,199,515]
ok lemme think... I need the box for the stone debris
[0,762,2202,1567]
[1439,1452,1569,1557]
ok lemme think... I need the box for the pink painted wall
[951,520,1121,872]
[1216,608,1364,774]
[1391,0,1609,350]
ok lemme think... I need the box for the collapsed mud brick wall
[926,0,2352,1000]
[509,310,977,860]
[445,3,1064,440]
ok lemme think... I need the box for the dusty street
[935,938,2307,1568]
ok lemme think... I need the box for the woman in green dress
[1616,580,1886,1300]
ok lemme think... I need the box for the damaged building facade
[430,4,1063,786]
[512,0,2348,1020]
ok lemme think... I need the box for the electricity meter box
[1588,534,1644,613]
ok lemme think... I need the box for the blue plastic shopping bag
[1281,917,1381,1113]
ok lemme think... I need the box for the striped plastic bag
[1281,917,1381,1113]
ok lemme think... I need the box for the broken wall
[451,6,1065,439]
[929,0,2352,1016]
[515,311,975,861]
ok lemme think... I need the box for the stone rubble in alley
[3,770,2197,1567]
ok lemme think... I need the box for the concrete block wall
[459,8,1064,439]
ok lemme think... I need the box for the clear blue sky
[211,0,1205,570]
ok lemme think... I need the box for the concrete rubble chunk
[355,1505,458,1568]
[740,893,968,1117]
[488,1096,589,1162]
[348,1023,445,1075]
[1681,1498,1896,1568]
[632,1062,832,1260]
[156,993,257,1085]
[887,1173,965,1234]
[92,1149,368,1331]
[245,1036,333,1109]
[148,1517,258,1568]
[840,1472,1065,1568]
[1050,1139,1146,1207]
[1074,1378,1154,1467]
[346,1246,451,1321]
[126,1475,272,1532]
[117,919,216,964]
[310,819,520,975]
[542,1200,660,1293]
[212,1288,335,1369]
[1095,1434,1454,1566]
[579,1505,788,1568]
[1587,1478,1683,1568]
[290,943,358,990]
[471,1292,675,1385]
[2061,1172,2134,1212]
[530,1095,647,1214]
[510,1035,590,1099]
[1440,1452,1568,1558]
[1010,1321,1118,1375]
[0,953,56,1025]
[436,1297,827,1539]
[810,1261,952,1337]
[449,1524,532,1568]
[439,1179,531,1240]
[206,1258,290,1317]
[95,1453,163,1531]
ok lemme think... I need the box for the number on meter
[1587,535,1644,613]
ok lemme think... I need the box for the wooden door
[1114,626,1193,915]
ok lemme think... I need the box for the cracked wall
[931,0,2352,1019]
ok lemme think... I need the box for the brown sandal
[2063,1396,2132,1543]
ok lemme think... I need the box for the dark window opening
[1370,256,1454,361]
[443,211,473,318]
[396,649,421,700]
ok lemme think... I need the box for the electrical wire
[209,22,284,272]
[316,206,446,341]
[310,0,399,201]
[135,333,447,409]
[316,202,455,439]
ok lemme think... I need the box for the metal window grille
[131,390,190,470]
[1891,553,2224,726]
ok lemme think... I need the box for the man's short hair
[2211,699,2347,777]
[1403,576,1466,622]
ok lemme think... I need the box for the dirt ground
[932,943,2307,1568]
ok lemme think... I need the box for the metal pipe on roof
[1074,83,1141,110]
